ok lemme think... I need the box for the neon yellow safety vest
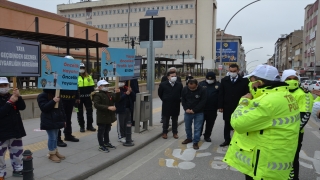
[315,96,320,102]
[78,75,94,87]
[223,86,300,180]
[290,88,313,133]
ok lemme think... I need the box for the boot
[55,149,66,160]
[48,150,61,163]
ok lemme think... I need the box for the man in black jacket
[181,79,207,150]
[158,71,183,139]
[199,72,220,142]
[0,77,26,178]
[218,64,249,147]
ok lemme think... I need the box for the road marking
[300,161,313,169]
[107,133,182,180]
[300,150,320,174]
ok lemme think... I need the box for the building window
[113,24,116,28]
[97,11,100,16]
[190,4,194,8]
[170,35,173,39]
[143,7,146,11]
[86,21,92,25]
[122,9,125,13]
[117,37,120,41]
[175,5,179,9]
[105,11,108,15]
[117,10,120,14]
[161,6,164,10]
[190,34,193,38]
[75,14,77,18]
[166,35,168,39]
[175,35,178,39]
[109,10,112,14]
[101,24,104,28]
[171,20,173,24]
[166,6,169,10]
[121,23,123,27]
[185,34,188,38]
[113,10,116,14]
[185,20,189,23]
[109,38,112,42]
[67,14,70,18]
[105,24,108,28]
[101,11,104,15]
[175,20,179,24]
[180,20,183,24]
[171,6,174,9]
[113,37,115,41]
[126,9,129,13]
[130,23,133,26]
[180,5,184,9]
[71,14,74,18]
[125,23,127,27]
[190,19,194,23]
[180,34,183,39]
[97,25,100,28]
[138,8,141,12]
[117,24,120,27]
[157,6,160,10]
[82,13,85,17]
[134,22,137,26]
[134,8,137,12]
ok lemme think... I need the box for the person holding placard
[37,89,66,163]
[77,63,96,132]
[0,77,26,178]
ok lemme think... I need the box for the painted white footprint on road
[159,141,212,170]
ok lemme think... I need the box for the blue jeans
[184,112,204,143]
[46,129,59,151]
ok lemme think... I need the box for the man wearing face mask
[158,71,183,139]
[77,63,96,133]
[160,67,182,124]
[199,72,220,142]
[115,81,136,143]
[218,64,249,147]
[181,79,207,150]
[281,69,313,180]
[223,65,300,180]
[0,77,26,178]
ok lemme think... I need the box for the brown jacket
[92,90,120,124]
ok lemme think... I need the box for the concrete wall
[21,77,204,120]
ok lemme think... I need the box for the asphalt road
[86,112,320,180]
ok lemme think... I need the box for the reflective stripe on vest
[235,151,252,166]
[267,161,293,170]
[272,114,300,126]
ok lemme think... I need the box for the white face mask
[0,87,10,94]
[229,72,238,78]
[79,69,85,73]
[119,82,125,87]
[101,87,109,92]
[170,77,177,83]
[206,79,214,84]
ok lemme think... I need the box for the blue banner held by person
[215,42,238,63]
[101,48,135,78]
[37,54,80,90]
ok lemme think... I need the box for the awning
[0,28,108,48]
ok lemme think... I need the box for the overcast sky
[8,0,316,71]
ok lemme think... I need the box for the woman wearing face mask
[115,81,136,143]
[280,69,313,180]
[223,65,301,180]
[198,72,220,142]
[92,80,120,152]
[0,77,26,178]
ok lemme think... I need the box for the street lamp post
[246,60,259,68]
[177,49,190,76]
[201,56,204,75]
[219,0,261,81]
[243,47,263,72]
[122,34,140,49]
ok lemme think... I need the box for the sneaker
[64,135,79,142]
[98,146,109,153]
[12,170,23,177]
[120,137,126,143]
[80,127,85,133]
[57,140,67,147]
[104,142,116,149]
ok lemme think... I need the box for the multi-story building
[57,0,217,73]
[216,30,245,74]
[304,0,319,77]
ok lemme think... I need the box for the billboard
[119,56,142,81]
[101,48,135,78]
[216,42,238,63]
[0,36,41,76]
[139,17,166,41]
[37,54,80,90]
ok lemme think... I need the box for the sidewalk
[5,98,185,180]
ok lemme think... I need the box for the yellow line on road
[4,107,162,160]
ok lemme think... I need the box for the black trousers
[97,123,111,146]
[292,132,304,180]
[58,100,75,140]
[245,175,253,180]
[201,110,217,138]
[77,97,93,129]
[163,115,178,134]
[224,119,232,142]
[117,108,131,139]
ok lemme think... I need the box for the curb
[69,119,185,180]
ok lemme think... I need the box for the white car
[302,80,311,89]
[313,81,320,90]
[308,80,318,90]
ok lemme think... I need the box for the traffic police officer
[281,69,313,180]
[224,65,300,180]
[77,63,96,132]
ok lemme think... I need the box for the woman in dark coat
[37,89,66,163]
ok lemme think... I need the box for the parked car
[302,80,311,89]
[313,81,320,90]
[308,80,318,90]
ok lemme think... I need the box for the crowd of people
[0,60,317,179]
